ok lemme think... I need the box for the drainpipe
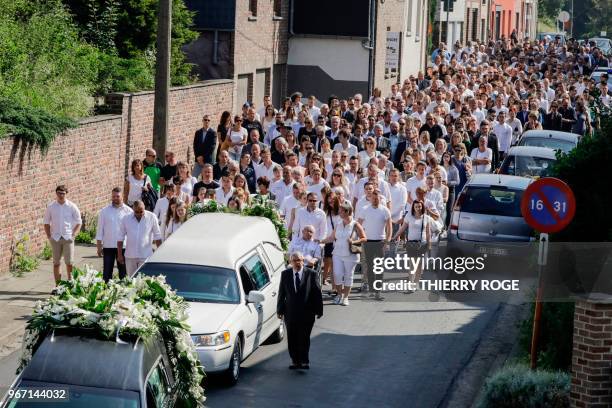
[213,30,219,65]
[366,0,377,98]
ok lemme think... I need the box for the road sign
[558,11,570,23]
[521,177,576,234]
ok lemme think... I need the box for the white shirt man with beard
[117,200,162,277]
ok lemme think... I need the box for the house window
[273,0,282,18]
[442,0,454,13]
[472,9,479,41]
[249,0,257,17]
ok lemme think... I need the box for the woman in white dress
[323,202,366,306]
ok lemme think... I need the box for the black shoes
[301,364,310,370]
[289,362,310,370]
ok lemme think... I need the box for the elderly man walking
[277,251,323,370]
[117,200,162,277]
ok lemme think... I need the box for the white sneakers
[333,295,350,306]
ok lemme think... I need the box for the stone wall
[0,80,233,275]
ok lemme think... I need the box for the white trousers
[332,256,358,287]
[125,258,147,277]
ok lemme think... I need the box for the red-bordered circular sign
[521,177,576,233]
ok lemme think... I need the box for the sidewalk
[0,244,101,360]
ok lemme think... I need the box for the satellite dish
[557,11,570,23]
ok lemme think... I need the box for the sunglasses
[333,173,342,177]
[308,199,318,202]
[366,142,374,145]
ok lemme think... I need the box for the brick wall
[233,0,288,110]
[0,80,233,276]
[571,299,612,407]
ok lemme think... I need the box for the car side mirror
[247,290,265,304]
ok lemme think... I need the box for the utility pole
[570,0,574,37]
[153,0,172,164]
[446,0,451,44]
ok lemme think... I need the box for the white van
[138,213,287,385]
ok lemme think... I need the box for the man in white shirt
[406,161,427,204]
[44,185,82,283]
[215,172,235,205]
[281,184,304,225]
[117,200,162,277]
[492,111,513,160]
[257,95,274,119]
[388,169,408,255]
[271,166,295,206]
[293,193,327,242]
[96,187,133,281]
[358,191,392,299]
[307,95,321,122]
[255,148,276,181]
[288,225,322,268]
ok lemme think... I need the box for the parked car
[589,37,612,56]
[138,213,287,385]
[2,331,178,408]
[590,67,612,87]
[498,146,557,178]
[447,174,534,260]
[517,130,578,153]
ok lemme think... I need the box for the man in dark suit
[277,251,323,370]
[543,102,563,131]
[192,115,218,178]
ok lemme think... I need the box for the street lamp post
[153,0,172,164]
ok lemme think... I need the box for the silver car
[518,130,578,154]
[447,174,534,259]
[498,146,557,178]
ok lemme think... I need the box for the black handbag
[141,176,158,211]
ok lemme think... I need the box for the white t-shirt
[493,122,513,153]
[354,195,388,220]
[470,148,493,173]
[388,183,408,222]
[127,174,151,205]
[406,175,426,202]
[403,213,434,242]
[358,205,391,241]
[306,179,329,201]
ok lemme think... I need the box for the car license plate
[478,246,508,256]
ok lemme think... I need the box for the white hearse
[138,213,287,385]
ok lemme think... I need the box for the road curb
[438,301,529,408]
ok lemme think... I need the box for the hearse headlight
[191,331,230,346]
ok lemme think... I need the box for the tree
[63,0,198,85]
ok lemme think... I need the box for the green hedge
[477,364,570,408]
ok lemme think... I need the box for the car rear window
[460,186,523,217]
[521,138,575,153]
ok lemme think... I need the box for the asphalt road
[0,270,506,408]
[204,286,500,408]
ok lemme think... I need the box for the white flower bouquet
[18,266,206,406]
